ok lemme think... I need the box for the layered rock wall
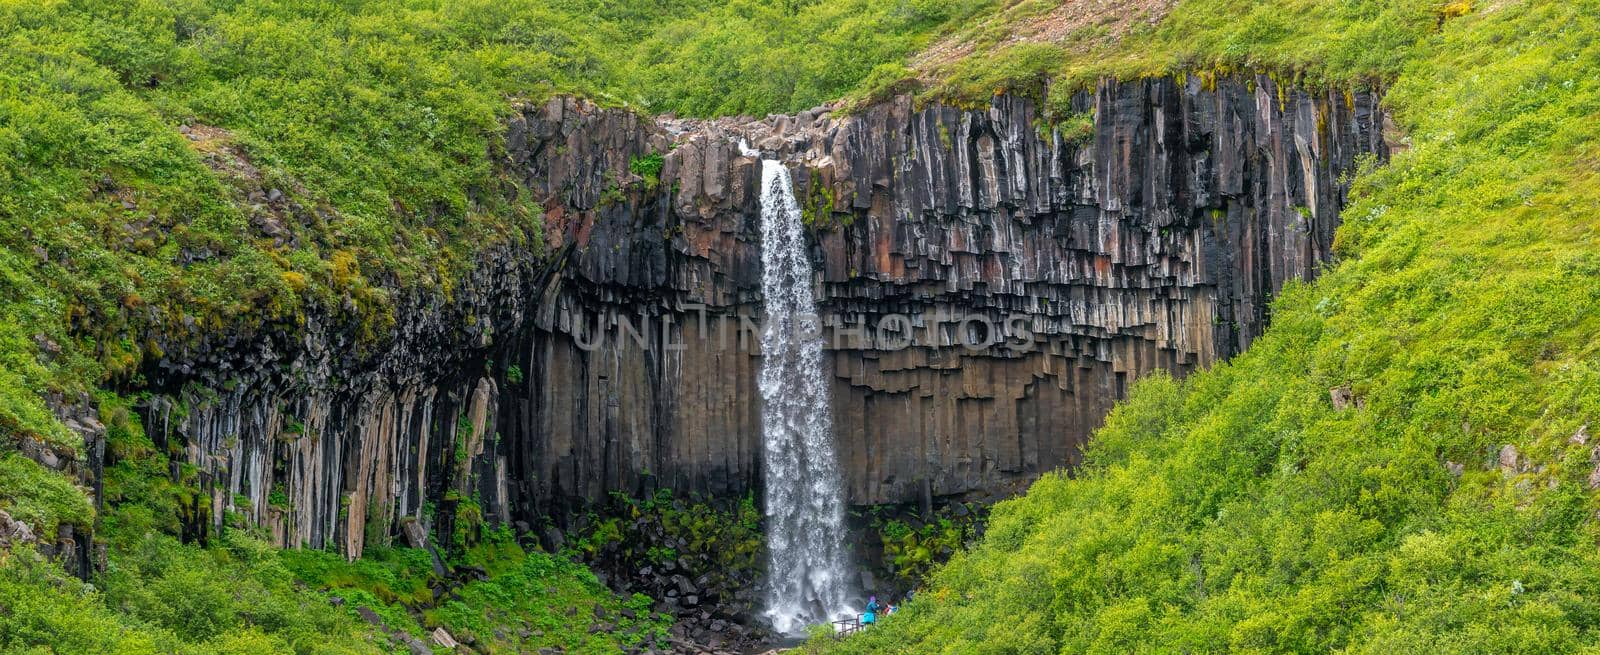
[133,75,1385,556]
[134,244,547,556]
[510,74,1386,508]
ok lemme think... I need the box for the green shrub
[0,452,93,536]
[629,153,664,190]
[0,547,172,655]
[863,503,984,586]
[282,527,671,653]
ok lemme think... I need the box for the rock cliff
[127,75,1385,556]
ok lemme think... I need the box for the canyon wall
[132,75,1386,556]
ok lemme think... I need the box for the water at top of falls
[755,155,855,635]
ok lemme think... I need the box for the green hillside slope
[0,1,983,652]
[6,0,1598,652]
[0,0,984,476]
[822,1,1600,653]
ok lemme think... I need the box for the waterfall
[752,151,854,635]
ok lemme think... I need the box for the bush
[0,452,94,536]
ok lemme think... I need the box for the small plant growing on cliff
[600,171,626,206]
[629,153,664,190]
[1056,110,1095,146]
[867,503,985,587]
[645,545,678,564]
[452,495,485,551]
[505,364,524,384]
[801,174,847,230]
[267,485,288,509]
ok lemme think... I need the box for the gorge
[112,75,1384,559]
[9,2,1597,652]
[18,71,1386,643]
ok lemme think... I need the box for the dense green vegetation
[282,534,668,653]
[852,0,1459,120]
[1,531,665,654]
[859,502,986,586]
[0,452,93,537]
[822,1,1600,652]
[4,387,665,653]
[0,2,990,650]
[6,0,1598,652]
[1,533,387,655]
[568,490,763,574]
[0,0,994,530]
[921,0,1446,95]
[624,0,991,116]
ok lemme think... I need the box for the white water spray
[749,144,854,635]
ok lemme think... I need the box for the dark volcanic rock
[125,75,1385,563]
[505,75,1385,510]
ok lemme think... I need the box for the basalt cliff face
[123,75,1384,557]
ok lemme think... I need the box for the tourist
[863,596,881,625]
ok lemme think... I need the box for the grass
[624,0,993,116]
[6,0,1597,652]
[4,391,664,654]
[1,528,665,654]
[0,452,93,538]
[818,1,1600,652]
[1,532,390,655]
[0,0,998,530]
[0,2,999,649]
[284,533,669,653]
[848,0,1447,118]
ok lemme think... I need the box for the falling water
[751,148,854,635]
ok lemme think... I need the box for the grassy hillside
[0,0,993,529]
[820,1,1600,653]
[846,0,1449,117]
[2,531,666,654]
[4,387,668,654]
[0,1,985,652]
[7,0,1597,652]
[623,0,991,116]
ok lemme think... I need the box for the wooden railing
[832,615,865,637]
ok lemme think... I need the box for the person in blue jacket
[863,596,881,626]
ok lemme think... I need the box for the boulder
[400,519,428,548]
[431,627,459,648]
[0,510,37,549]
